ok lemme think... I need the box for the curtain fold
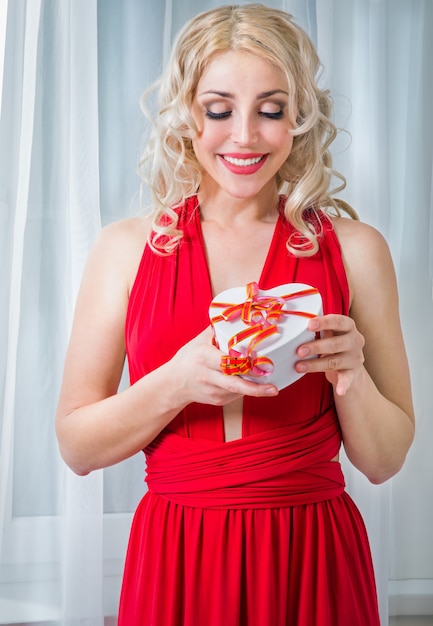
[60,1,104,622]
[0,1,431,624]
[0,0,7,121]
[0,0,42,561]
[317,2,433,621]
[1,0,103,623]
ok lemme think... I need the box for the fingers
[174,325,279,405]
[200,362,279,404]
[222,375,279,398]
[295,315,365,393]
[208,347,279,399]
[298,315,364,361]
[204,326,279,397]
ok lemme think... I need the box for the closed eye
[259,110,284,120]
[205,110,232,120]
[205,109,285,121]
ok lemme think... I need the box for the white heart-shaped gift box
[209,282,322,390]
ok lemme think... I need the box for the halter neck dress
[118,196,380,626]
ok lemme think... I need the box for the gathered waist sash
[144,407,345,509]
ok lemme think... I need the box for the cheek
[192,135,214,168]
[276,130,294,157]
[272,126,293,146]
[261,122,292,147]
[192,136,205,158]
[193,126,220,155]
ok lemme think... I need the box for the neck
[197,186,280,226]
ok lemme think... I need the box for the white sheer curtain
[0,1,431,625]
[316,1,433,619]
[0,0,103,623]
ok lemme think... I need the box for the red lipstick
[218,153,268,175]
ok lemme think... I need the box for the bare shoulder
[331,216,396,307]
[332,216,390,259]
[98,214,151,243]
[89,214,153,292]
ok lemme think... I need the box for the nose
[231,112,258,146]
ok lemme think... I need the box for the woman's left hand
[295,314,365,396]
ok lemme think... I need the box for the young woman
[56,5,414,625]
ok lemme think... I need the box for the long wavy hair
[139,3,357,255]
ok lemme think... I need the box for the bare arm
[295,218,414,484]
[55,218,278,475]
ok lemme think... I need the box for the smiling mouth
[222,155,265,167]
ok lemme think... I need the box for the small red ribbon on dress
[211,282,319,378]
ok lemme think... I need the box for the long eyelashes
[205,110,232,120]
[205,110,284,121]
[260,110,284,120]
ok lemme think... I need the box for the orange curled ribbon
[211,282,319,378]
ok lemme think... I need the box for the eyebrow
[199,89,289,99]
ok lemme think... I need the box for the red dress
[119,196,380,625]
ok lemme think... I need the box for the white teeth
[223,155,263,166]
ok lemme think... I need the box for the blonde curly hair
[139,3,357,255]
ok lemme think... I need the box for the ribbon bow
[211,282,319,378]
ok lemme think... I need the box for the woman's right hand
[170,326,279,407]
